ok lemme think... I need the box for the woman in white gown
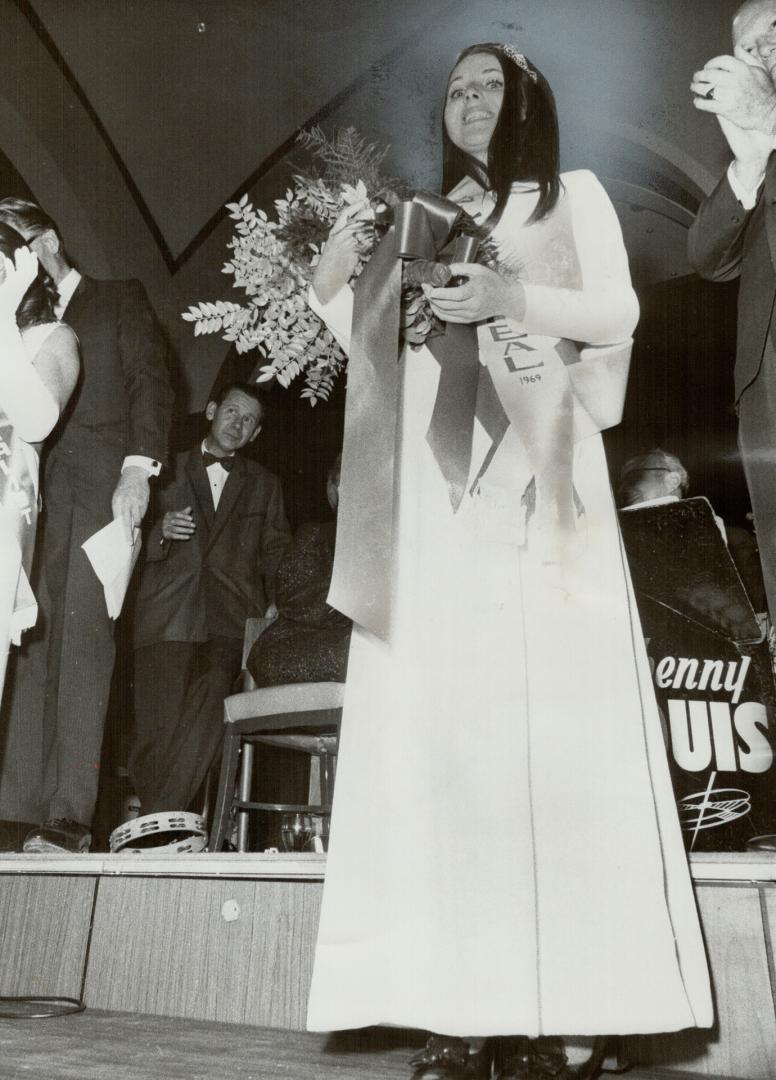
[0,224,79,708]
[306,44,713,1080]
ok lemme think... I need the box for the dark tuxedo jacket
[2,275,175,825]
[133,448,291,648]
[688,158,776,402]
[51,275,173,483]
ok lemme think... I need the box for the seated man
[617,448,690,511]
[129,382,290,815]
[618,448,767,617]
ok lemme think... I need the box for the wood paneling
[0,865,773,1077]
[0,874,96,998]
[626,882,776,1078]
[83,877,323,1027]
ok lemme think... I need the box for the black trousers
[0,451,118,826]
[129,637,242,815]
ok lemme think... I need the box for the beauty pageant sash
[329,192,632,641]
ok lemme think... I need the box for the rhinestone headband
[499,44,538,83]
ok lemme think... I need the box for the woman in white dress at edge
[306,43,713,1080]
[0,224,79,708]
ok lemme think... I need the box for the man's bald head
[734,1,776,78]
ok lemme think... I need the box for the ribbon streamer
[329,192,484,640]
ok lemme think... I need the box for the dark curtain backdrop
[605,273,746,525]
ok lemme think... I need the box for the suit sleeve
[141,457,182,561]
[143,514,170,562]
[260,475,292,602]
[118,279,175,464]
[687,171,751,282]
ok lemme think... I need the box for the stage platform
[0,852,772,1079]
[0,1009,733,1080]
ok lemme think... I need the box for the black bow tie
[203,451,234,472]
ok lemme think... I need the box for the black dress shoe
[495,1037,569,1079]
[23,819,92,853]
[495,1036,614,1080]
[746,834,776,851]
[0,820,36,853]
[410,1035,492,1079]
[567,1037,609,1080]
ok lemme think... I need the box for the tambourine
[109,811,207,854]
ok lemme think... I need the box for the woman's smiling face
[444,52,505,164]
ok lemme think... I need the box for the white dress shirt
[726,157,775,209]
[54,267,81,319]
[201,441,234,509]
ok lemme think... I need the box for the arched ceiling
[2,0,742,406]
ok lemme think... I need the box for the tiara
[499,44,538,83]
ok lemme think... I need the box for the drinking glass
[280,812,313,852]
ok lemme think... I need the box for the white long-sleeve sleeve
[0,318,59,443]
[520,170,639,346]
[308,284,355,356]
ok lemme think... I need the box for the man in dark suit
[128,382,290,816]
[688,0,776,626]
[0,198,174,853]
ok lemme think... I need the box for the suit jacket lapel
[206,455,247,552]
[763,152,776,272]
[60,274,93,325]
[185,451,215,532]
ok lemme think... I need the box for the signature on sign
[678,770,751,848]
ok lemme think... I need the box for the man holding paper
[0,199,173,854]
[128,383,289,818]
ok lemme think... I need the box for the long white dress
[0,322,62,705]
[307,171,713,1037]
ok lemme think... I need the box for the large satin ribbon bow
[328,191,483,641]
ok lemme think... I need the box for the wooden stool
[209,680,344,852]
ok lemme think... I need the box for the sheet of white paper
[81,519,142,619]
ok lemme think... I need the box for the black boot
[410,1034,493,1080]
[494,1037,569,1079]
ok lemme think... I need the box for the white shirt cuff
[122,455,161,477]
[727,160,764,210]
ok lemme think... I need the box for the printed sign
[619,498,776,851]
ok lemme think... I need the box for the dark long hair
[0,222,57,330]
[442,43,561,227]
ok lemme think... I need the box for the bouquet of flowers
[183,126,492,403]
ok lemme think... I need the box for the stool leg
[320,751,336,849]
[320,752,336,807]
[209,729,241,852]
[200,766,214,823]
[237,742,255,852]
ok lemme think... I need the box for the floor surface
[0,1009,733,1080]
